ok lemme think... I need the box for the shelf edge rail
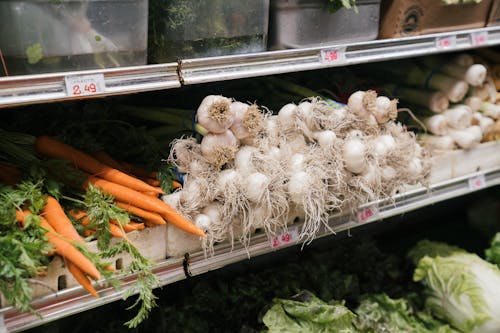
[179,26,500,85]
[0,63,180,108]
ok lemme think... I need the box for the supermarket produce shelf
[2,166,500,333]
[2,26,500,108]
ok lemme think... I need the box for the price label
[468,174,486,191]
[470,31,488,46]
[319,48,345,64]
[270,226,299,249]
[357,205,379,223]
[435,35,457,49]
[64,74,105,97]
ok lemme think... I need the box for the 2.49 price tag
[270,226,299,249]
[64,74,105,97]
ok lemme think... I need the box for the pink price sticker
[357,205,379,223]
[468,174,486,191]
[64,74,105,97]
[270,226,299,249]
[435,35,457,49]
[470,31,488,46]
[320,48,345,64]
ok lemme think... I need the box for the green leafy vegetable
[485,233,500,268]
[262,290,357,333]
[0,182,52,313]
[354,293,458,333]
[409,240,500,333]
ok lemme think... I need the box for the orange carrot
[69,209,129,241]
[145,178,161,187]
[114,201,166,226]
[67,261,99,298]
[84,228,94,237]
[91,150,126,172]
[37,217,101,280]
[86,176,205,237]
[35,136,163,195]
[140,191,160,198]
[43,197,83,242]
[117,221,145,232]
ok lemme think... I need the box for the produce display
[0,48,499,331]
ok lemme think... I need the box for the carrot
[114,201,166,226]
[143,221,157,228]
[172,180,182,190]
[69,209,130,241]
[145,178,161,187]
[86,176,205,237]
[84,229,94,237]
[43,197,83,242]
[91,150,126,172]
[35,136,163,195]
[66,261,99,298]
[37,217,101,280]
[140,191,160,198]
[117,221,145,232]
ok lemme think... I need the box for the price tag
[64,74,105,97]
[319,47,345,64]
[435,35,457,49]
[270,226,299,249]
[468,173,486,191]
[470,31,488,46]
[357,205,379,223]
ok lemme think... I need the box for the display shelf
[2,165,499,333]
[0,63,180,108]
[2,26,500,108]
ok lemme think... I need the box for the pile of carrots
[5,135,208,299]
[35,135,206,238]
[16,198,102,297]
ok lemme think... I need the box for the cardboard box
[487,0,500,26]
[379,0,492,39]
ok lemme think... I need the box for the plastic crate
[269,0,381,49]
[0,0,148,76]
[148,0,270,62]
[0,225,167,307]
[378,0,492,39]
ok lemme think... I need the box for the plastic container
[0,0,148,76]
[148,0,270,62]
[378,0,492,39]
[487,0,500,26]
[269,0,381,49]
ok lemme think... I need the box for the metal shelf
[0,63,180,108]
[2,26,500,108]
[2,166,499,333]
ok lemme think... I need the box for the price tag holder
[470,31,488,46]
[270,226,299,249]
[319,47,346,64]
[435,35,457,50]
[468,173,486,191]
[357,205,379,223]
[64,74,105,97]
